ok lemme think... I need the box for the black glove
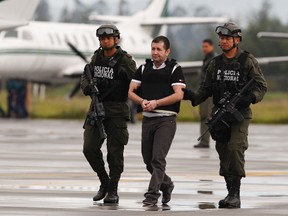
[182,88,196,102]
[83,85,93,96]
[236,94,256,109]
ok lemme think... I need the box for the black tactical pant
[83,118,128,182]
[141,116,176,199]
[215,119,250,177]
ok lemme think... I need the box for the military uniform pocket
[113,119,129,145]
[238,119,249,136]
[237,119,250,150]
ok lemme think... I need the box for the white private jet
[0,0,227,85]
[1,0,288,98]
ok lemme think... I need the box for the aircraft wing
[257,32,288,40]
[257,56,288,65]
[0,0,39,31]
[141,17,229,26]
[89,15,229,26]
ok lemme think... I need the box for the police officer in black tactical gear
[183,22,267,208]
[81,24,136,204]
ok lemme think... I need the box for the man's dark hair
[152,35,170,50]
[202,39,214,46]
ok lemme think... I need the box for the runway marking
[247,171,288,176]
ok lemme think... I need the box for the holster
[208,114,231,142]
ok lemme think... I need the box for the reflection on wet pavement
[198,202,216,209]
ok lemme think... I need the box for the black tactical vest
[92,49,128,102]
[140,58,181,113]
[212,51,249,105]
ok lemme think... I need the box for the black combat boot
[93,171,109,201]
[218,176,233,208]
[103,181,119,204]
[225,177,241,208]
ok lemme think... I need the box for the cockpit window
[22,30,33,40]
[4,30,18,38]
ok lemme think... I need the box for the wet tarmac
[0,119,288,216]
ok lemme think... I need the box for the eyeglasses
[96,27,114,36]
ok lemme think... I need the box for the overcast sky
[48,0,288,27]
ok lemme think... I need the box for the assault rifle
[197,79,255,141]
[66,41,106,139]
[84,64,107,140]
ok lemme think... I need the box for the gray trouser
[141,116,176,199]
[199,96,213,145]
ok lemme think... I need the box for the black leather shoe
[143,197,158,205]
[104,191,119,204]
[93,186,108,201]
[194,142,209,148]
[161,183,174,204]
[103,181,119,204]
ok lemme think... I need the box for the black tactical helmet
[96,24,120,39]
[215,22,242,41]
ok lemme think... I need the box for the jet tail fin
[89,0,168,37]
[0,0,39,30]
